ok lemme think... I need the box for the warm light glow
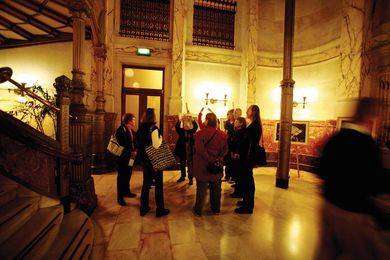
[125,69,134,78]
[136,48,151,56]
[272,87,281,102]
[16,96,28,103]
[288,218,301,254]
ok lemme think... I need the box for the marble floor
[90,167,324,260]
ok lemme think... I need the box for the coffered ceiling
[0,0,91,49]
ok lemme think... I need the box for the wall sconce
[205,92,228,106]
[293,96,307,109]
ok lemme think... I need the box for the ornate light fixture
[293,96,307,109]
[205,92,228,106]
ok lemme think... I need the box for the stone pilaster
[92,45,107,173]
[170,0,186,115]
[339,0,365,98]
[246,0,258,106]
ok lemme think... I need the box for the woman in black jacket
[137,108,170,217]
[174,117,198,184]
[233,105,262,214]
[116,113,137,206]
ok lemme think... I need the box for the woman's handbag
[145,139,177,172]
[204,130,224,175]
[107,134,125,156]
[207,159,223,174]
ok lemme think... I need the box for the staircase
[0,174,94,259]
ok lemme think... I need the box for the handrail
[0,67,60,112]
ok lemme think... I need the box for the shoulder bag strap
[204,130,218,147]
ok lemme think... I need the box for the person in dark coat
[229,117,247,199]
[115,113,137,206]
[137,108,170,218]
[223,109,235,182]
[174,116,198,184]
[192,113,228,216]
[316,97,390,259]
[233,105,262,214]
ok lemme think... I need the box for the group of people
[114,105,264,217]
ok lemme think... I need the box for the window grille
[193,0,236,49]
[120,0,170,41]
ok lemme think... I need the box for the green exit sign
[136,48,151,56]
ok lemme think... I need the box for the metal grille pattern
[120,0,170,41]
[193,0,236,49]
[378,77,390,147]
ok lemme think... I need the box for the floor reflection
[91,167,323,260]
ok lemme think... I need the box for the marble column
[68,0,97,214]
[276,0,296,189]
[170,0,186,115]
[92,45,107,173]
[339,0,365,98]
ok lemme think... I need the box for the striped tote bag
[145,140,177,172]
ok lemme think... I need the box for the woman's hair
[205,113,217,128]
[236,117,247,128]
[141,108,156,123]
[249,105,261,123]
[122,113,135,124]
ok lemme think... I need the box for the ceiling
[0,0,91,49]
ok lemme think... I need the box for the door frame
[121,66,165,131]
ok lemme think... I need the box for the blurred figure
[192,113,227,216]
[316,97,390,259]
[137,108,170,217]
[115,113,137,206]
[174,114,198,184]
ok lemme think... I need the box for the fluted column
[170,0,187,115]
[276,0,296,189]
[92,45,107,173]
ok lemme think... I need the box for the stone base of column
[70,177,97,215]
[276,177,289,189]
[92,152,109,174]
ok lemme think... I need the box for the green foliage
[11,84,57,138]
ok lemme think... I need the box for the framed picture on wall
[274,121,309,144]
[336,117,377,138]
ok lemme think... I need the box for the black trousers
[241,164,255,210]
[232,158,245,196]
[117,163,133,200]
[140,162,164,210]
[179,153,193,180]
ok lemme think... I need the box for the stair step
[0,184,18,207]
[0,197,40,244]
[0,205,64,260]
[0,175,15,185]
[43,209,94,259]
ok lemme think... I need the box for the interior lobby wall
[184,61,241,119]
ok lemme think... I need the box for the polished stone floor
[90,167,324,260]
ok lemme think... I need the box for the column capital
[67,0,90,17]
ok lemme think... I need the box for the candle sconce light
[293,96,307,109]
[205,92,228,106]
